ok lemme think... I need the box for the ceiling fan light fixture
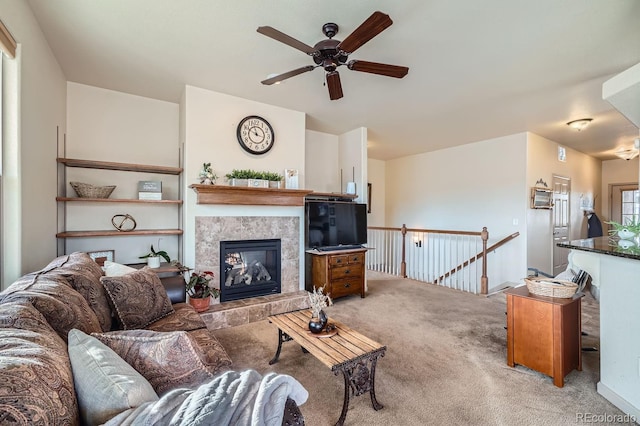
[615,148,639,161]
[566,118,593,131]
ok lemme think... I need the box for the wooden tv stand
[308,248,367,299]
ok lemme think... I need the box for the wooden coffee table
[268,309,386,426]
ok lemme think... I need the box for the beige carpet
[212,272,627,426]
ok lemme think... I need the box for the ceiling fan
[257,11,409,100]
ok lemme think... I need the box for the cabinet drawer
[330,264,363,280]
[329,255,350,267]
[329,253,364,267]
[329,278,362,298]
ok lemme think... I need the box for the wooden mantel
[189,184,314,206]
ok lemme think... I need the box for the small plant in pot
[307,286,333,334]
[139,244,170,268]
[606,216,640,240]
[198,162,217,185]
[186,271,220,312]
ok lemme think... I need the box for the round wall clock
[236,115,275,155]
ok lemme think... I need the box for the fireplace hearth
[220,239,281,302]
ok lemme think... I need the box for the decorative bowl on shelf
[70,181,116,199]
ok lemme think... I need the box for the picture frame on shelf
[88,250,115,266]
[284,169,299,189]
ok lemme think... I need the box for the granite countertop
[557,236,640,261]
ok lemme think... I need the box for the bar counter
[557,236,639,419]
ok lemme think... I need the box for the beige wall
[305,130,339,193]
[525,133,602,274]
[64,83,180,264]
[385,133,528,287]
[338,127,368,204]
[181,85,307,275]
[601,157,639,224]
[367,158,385,226]
[0,1,66,287]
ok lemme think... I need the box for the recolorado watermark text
[576,412,637,424]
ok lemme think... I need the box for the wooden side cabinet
[309,248,367,299]
[505,286,582,387]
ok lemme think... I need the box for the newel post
[401,224,407,278]
[481,227,489,294]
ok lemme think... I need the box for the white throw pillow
[67,329,158,425]
[102,260,137,276]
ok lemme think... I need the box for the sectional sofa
[0,252,306,425]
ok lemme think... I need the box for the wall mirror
[531,187,553,209]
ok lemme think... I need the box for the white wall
[64,83,180,264]
[181,85,307,276]
[338,127,367,203]
[526,133,602,273]
[601,157,639,223]
[385,133,528,287]
[0,2,66,287]
[367,158,386,226]
[305,130,339,192]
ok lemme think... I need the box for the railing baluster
[366,226,518,296]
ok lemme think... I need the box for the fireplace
[219,239,281,302]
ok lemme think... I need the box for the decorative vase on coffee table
[188,297,210,313]
[309,310,328,334]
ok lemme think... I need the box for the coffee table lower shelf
[269,309,386,426]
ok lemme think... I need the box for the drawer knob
[336,259,342,263]
[344,283,351,288]
[344,269,350,274]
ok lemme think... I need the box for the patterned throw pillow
[92,329,231,395]
[146,302,208,332]
[0,273,102,341]
[0,301,79,425]
[43,252,113,332]
[100,267,174,330]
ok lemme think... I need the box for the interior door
[552,176,570,276]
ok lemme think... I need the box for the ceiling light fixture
[615,148,639,161]
[566,118,593,131]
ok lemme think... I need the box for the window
[621,188,640,225]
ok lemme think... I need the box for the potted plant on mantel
[225,169,284,188]
[186,270,220,312]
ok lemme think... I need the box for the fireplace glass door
[220,239,281,302]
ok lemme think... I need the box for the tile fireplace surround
[194,215,309,329]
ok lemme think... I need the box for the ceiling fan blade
[257,26,318,55]
[261,65,316,85]
[337,11,393,54]
[326,71,343,100]
[347,60,409,78]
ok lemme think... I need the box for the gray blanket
[104,370,308,426]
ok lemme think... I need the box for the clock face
[236,116,275,155]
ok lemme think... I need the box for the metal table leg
[269,329,292,365]
[333,349,385,426]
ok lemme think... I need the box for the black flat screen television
[305,201,367,249]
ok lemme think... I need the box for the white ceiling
[26,0,640,160]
